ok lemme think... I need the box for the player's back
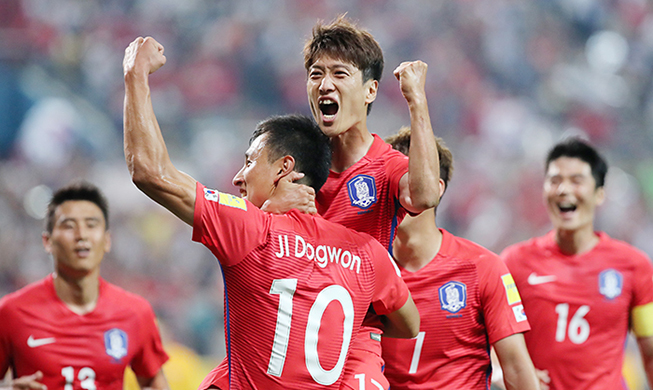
[193,188,408,390]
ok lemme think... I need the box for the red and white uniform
[382,229,530,389]
[502,230,653,390]
[317,134,409,253]
[316,135,409,389]
[0,275,168,390]
[193,183,410,390]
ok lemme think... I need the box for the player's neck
[393,211,442,272]
[53,270,100,315]
[329,126,374,173]
[555,224,599,255]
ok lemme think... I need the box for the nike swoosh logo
[27,335,56,348]
[527,273,557,285]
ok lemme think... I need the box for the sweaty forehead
[246,134,269,158]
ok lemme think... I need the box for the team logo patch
[104,328,128,361]
[347,175,377,209]
[501,274,522,305]
[512,304,528,322]
[439,281,467,314]
[599,269,623,300]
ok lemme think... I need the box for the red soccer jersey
[192,183,410,390]
[381,229,530,389]
[502,230,653,390]
[316,135,409,387]
[0,275,168,390]
[316,134,409,253]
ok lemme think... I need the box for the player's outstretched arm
[123,37,197,226]
[381,294,420,339]
[636,335,653,387]
[137,369,170,390]
[0,371,46,390]
[493,333,540,390]
[394,60,440,213]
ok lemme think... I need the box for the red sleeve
[192,182,268,266]
[130,300,169,377]
[384,151,409,203]
[0,297,11,375]
[369,245,410,315]
[477,252,531,345]
[631,250,653,309]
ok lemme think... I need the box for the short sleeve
[384,151,409,203]
[631,252,653,309]
[369,245,410,315]
[129,301,169,377]
[0,298,11,374]
[477,253,531,345]
[192,182,269,266]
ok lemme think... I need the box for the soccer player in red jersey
[501,138,653,390]
[380,128,539,390]
[265,16,441,390]
[122,36,419,390]
[0,181,169,390]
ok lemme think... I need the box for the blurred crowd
[1,0,653,387]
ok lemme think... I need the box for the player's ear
[275,155,296,182]
[595,185,605,206]
[365,79,378,104]
[438,178,446,200]
[42,231,52,253]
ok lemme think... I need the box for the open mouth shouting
[318,98,339,124]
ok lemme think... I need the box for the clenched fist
[123,36,167,77]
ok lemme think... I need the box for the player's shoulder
[444,230,500,261]
[500,233,550,261]
[0,276,51,310]
[100,279,155,312]
[597,232,651,264]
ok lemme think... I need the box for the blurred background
[1,0,653,388]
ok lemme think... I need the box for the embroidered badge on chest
[599,269,623,300]
[104,328,128,361]
[347,175,377,209]
[439,281,467,314]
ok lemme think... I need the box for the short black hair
[251,114,332,192]
[46,181,109,233]
[546,137,608,188]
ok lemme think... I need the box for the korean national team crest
[104,328,128,361]
[347,175,377,209]
[599,269,623,300]
[439,281,467,314]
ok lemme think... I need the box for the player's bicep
[396,173,421,214]
[136,368,169,390]
[382,295,420,339]
[135,169,197,226]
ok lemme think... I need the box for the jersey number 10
[267,279,355,386]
